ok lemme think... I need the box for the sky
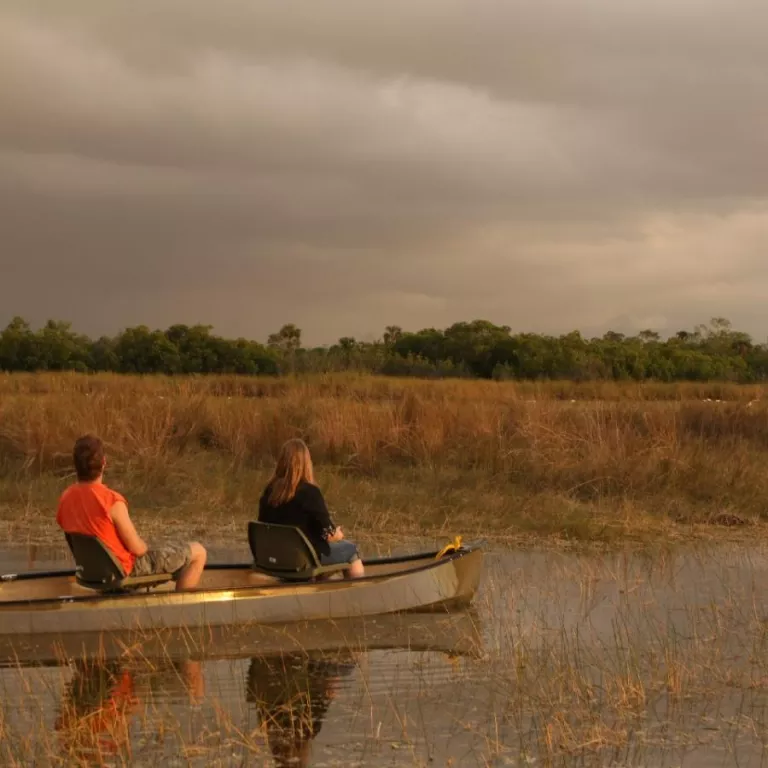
[1,1,768,346]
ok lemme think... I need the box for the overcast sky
[2,1,768,345]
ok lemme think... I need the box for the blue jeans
[320,540,360,566]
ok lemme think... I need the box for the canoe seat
[248,521,349,582]
[64,533,173,593]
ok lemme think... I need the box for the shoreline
[1,506,764,556]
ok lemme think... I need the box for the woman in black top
[246,651,356,767]
[258,439,364,579]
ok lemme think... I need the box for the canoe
[0,541,485,637]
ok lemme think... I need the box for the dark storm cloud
[1,1,768,344]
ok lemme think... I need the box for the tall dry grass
[0,371,764,402]
[1,373,768,542]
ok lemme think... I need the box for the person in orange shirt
[55,661,139,759]
[57,434,207,591]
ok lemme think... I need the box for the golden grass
[1,372,768,544]
[0,371,764,401]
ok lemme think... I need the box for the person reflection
[55,657,204,761]
[55,659,138,760]
[246,652,355,768]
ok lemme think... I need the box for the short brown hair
[73,435,105,482]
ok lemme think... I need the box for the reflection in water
[54,657,204,763]
[51,649,356,767]
[55,660,137,759]
[0,606,483,764]
[12,544,768,766]
[246,653,356,768]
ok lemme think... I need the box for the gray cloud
[1,1,768,345]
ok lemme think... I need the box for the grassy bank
[1,373,768,546]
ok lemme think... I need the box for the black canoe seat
[64,533,173,593]
[248,521,349,582]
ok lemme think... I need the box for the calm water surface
[3,542,768,767]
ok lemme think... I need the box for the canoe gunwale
[0,542,482,583]
[0,542,485,609]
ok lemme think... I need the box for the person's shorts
[132,543,191,579]
[319,540,360,566]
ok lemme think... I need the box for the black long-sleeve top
[257,481,336,556]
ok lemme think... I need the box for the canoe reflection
[23,611,481,765]
[246,652,356,768]
[2,608,484,668]
[54,657,204,760]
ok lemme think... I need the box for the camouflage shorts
[132,543,191,578]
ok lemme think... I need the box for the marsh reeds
[0,373,767,544]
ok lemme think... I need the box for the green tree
[267,324,302,352]
[442,320,512,377]
[37,320,90,371]
[0,317,40,371]
[114,326,182,374]
[638,329,661,343]
[165,324,218,373]
[383,325,403,350]
[89,336,119,371]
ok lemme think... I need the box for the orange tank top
[56,483,135,575]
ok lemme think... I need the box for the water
[3,542,768,766]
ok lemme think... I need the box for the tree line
[1,316,766,382]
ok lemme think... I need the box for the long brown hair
[267,439,315,506]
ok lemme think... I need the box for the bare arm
[327,526,344,542]
[110,501,149,557]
